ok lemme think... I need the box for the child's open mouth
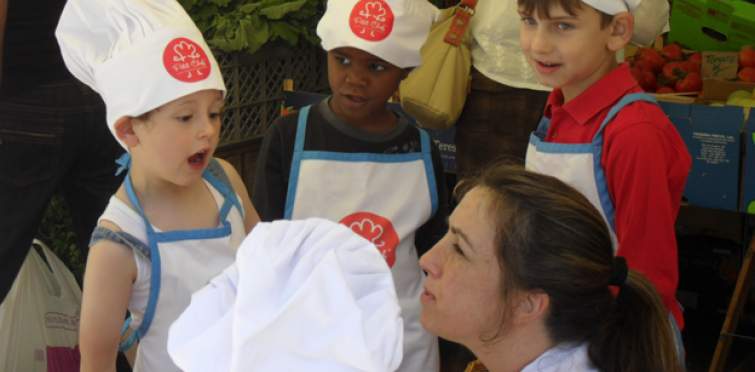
[536,61,562,74]
[188,149,208,169]
[345,94,368,107]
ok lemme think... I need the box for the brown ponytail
[455,162,682,372]
[588,270,682,372]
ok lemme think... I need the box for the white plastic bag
[0,240,82,372]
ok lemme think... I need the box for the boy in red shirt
[518,0,691,349]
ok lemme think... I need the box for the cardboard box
[668,0,755,52]
[701,78,755,101]
[742,112,755,213]
[660,100,744,211]
[676,235,742,313]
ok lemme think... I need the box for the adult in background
[420,163,683,372]
[454,0,669,179]
[0,0,124,302]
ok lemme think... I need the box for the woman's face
[419,186,505,345]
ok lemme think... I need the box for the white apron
[284,105,440,372]
[524,92,685,361]
[525,93,659,251]
[116,155,245,372]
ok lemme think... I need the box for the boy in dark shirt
[252,0,446,370]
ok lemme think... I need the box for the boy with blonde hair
[56,0,259,370]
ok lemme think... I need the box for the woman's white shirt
[522,343,598,372]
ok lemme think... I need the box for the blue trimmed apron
[284,105,440,372]
[116,155,243,371]
[524,92,685,361]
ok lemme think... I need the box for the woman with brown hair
[420,163,683,372]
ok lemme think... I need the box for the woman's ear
[511,290,550,326]
[607,12,634,53]
[114,116,139,148]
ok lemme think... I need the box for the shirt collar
[544,63,638,125]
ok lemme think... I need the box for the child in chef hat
[517,0,690,362]
[56,0,260,370]
[251,0,447,371]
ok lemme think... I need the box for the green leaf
[179,0,200,10]
[248,13,263,28]
[259,0,307,20]
[239,3,262,13]
[208,0,234,7]
[239,18,271,54]
[269,20,300,46]
[209,37,241,52]
[196,4,219,20]
[303,32,321,45]
[196,20,212,33]
[259,0,287,9]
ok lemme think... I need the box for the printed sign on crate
[701,51,738,79]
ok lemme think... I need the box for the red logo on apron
[349,0,394,42]
[163,38,211,83]
[340,212,399,268]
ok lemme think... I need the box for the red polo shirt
[543,63,691,329]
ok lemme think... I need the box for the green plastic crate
[669,0,755,52]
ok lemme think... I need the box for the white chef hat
[56,0,225,150]
[630,0,670,45]
[316,0,437,69]
[582,0,642,14]
[167,218,404,372]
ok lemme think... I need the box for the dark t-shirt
[252,98,448,256]
[0,0,72,98]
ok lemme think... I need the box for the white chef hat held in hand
[316,0,438,69]
[168,218,404,372]
[56,0,225,150]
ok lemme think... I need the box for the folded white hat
[167,218,404,372]
[56,0,225,149]
[630,0,670,46]
[316,0,438,69]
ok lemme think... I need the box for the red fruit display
[634,48,666,75]
[634,59,654,73]
[657,87,676,94]
[661,44,684,61]
[739,50,755,71]
[738,67,755,83]
[687,53,702,66]
[643,71,657,92]
[630,67,646,88]
[675,72,703,93]
[682,60,700,75]
[662,61,692,87]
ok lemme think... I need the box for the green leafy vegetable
[182,0,323,54]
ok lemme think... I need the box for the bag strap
[444,0,478,47]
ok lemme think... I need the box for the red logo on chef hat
[340,212,399,268]
[163,38,211,83]
[350,0,394,42]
